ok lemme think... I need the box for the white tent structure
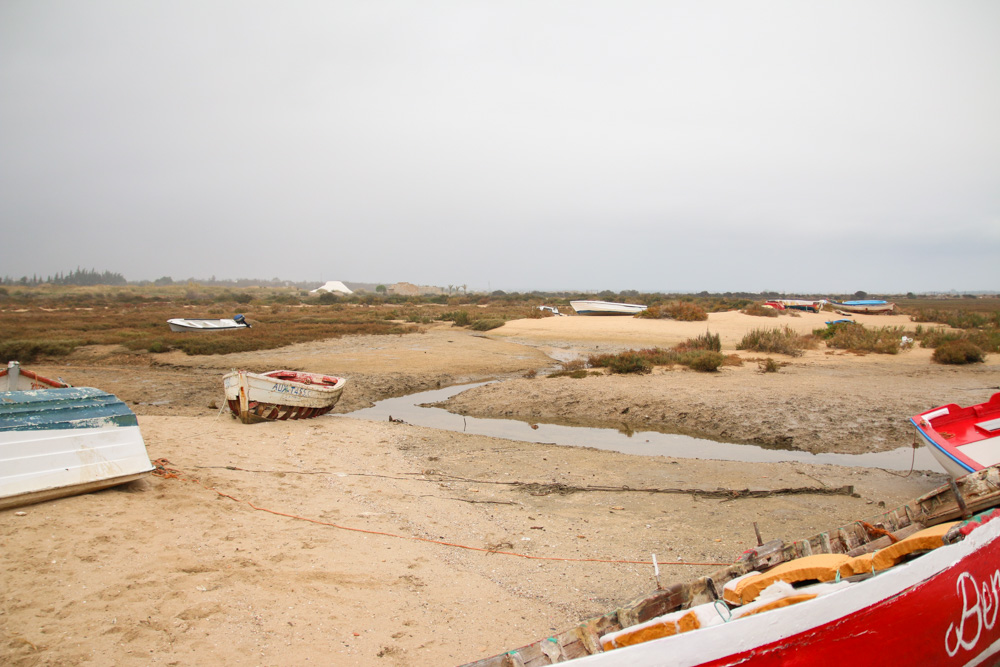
[310,281,353,295]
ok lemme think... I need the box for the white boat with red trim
[1,361,70,390]
[911,392,1000,478]
[223,369,346,424]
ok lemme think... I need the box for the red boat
[911,393,1000,478]
[462,465,1000,666]
[0,361,70,391]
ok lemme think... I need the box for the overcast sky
[1,2,997,294]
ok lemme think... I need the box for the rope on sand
[150,458,730,567]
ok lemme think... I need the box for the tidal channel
[342,382,941,473]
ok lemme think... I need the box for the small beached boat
[775,299,823,313]
[462,464,1000,666]
[0,361,70,390]
[570,301,648,316]
[0,387,154,510]
[829,300,896,314]
[223,369,347,424]
[911,393,1000,478]
[167,314,252,331]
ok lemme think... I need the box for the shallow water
[341,382,941,473]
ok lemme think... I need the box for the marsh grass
[639,301,708,321]
[741,303,780,318]
[588,331,726,373]
[932,340,986,365]
[817,323,908,355]
[736,326,813,356]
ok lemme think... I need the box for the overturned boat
[0,387,154,510]
[570,301,648,316]
[223,369,346,424]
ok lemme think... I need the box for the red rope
[151,459,729,567]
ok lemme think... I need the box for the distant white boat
[570,301,648,316]
[167,314,252,331]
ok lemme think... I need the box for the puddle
[341,382,940,473]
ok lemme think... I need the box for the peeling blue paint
[0,387,138,431]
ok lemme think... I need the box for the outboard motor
[233,314,251,328]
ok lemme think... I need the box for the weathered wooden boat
[0,387,154,510]
[570,301,648,316]
[223,369,346,424]
[462,464,1000,666]
[167,314,251,331]
[775,299,823,313]
[829,300,896,314]
[911,393,1000,478]
[0,361,70,390]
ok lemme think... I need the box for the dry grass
[0,286,537,362]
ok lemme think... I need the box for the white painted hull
[562,515,1000,666]
[0,424,152,510]
[223,369,346,424]
[570,301,648,316]
[829,301,896,314]
[167,318,250,331]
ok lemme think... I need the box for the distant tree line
[1,267,127,286]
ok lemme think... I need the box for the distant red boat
[912,393,1000,478]
[0,361,70,391]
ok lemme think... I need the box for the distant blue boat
[828,300,895,314]
[0,386,153,509]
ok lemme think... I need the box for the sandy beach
[3,311,998,666]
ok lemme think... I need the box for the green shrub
[0,339,80,363]
[758,358,781,373]
[684,350,724,372]
[588,351,651,374]
[469,319,505,331]
[932,340,985,365]
[441,310,471,326]
[678,331,721,352]
[664,301,708,321]
[823,324,907,354]
[547,369,595,379]
[742,303,779,317]
[736,326,809,356]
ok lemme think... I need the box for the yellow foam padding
[839,552,876,577]
[722,571,761,606]
[727,554,850,605]
[599,607,701,651]
[734,593,817,617]
[869,522,957,571]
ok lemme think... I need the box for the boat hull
[570,301,648,316]
[830,300,896,314]
[462,465,1000,667]
[911,393,1000,477]
[1,361,70,391]
[167,317,251,331]
[223,369,346,424]
[563,512,1000,666]
[0,387,153,509]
